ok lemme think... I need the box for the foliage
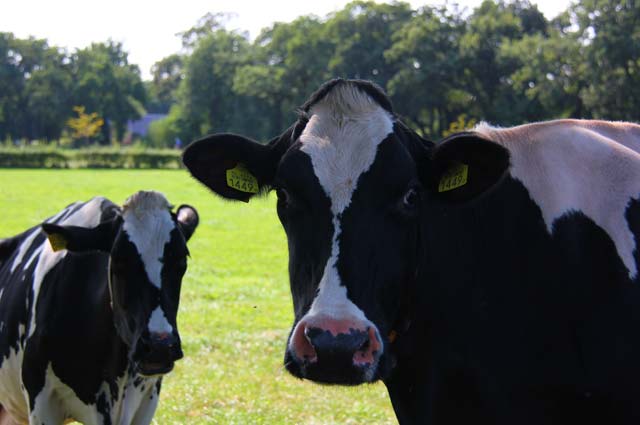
[568,0,640,120]
[4,0,640,146]
[442,114,478,137]
[66,106,104,145]
[0,169,396,423]
[147,54,184,113]
[0,147,181,169]
[71,41,147,143]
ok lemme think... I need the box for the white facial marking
[147,306,173,335]
[122,191,175,289]
[298,84,393,324]
[475,119,640,279]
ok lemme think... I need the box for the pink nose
[289,317,382,367]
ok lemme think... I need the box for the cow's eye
[276,188,290,206]
[402,188,420,210]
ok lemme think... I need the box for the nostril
[358,337,370,353]
[291,322,318,364]
[304,326,322,341]
[353,327,382,367]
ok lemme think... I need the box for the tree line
[1,0,638,147]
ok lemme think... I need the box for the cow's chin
[137,361,175,377]
[284,349,382,385]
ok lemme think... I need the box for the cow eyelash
[276,187,290,205]
[403,188,420,209]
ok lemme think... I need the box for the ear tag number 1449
[226,164,259,194]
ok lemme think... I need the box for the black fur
[183,79,640,424]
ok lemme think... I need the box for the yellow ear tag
[438,162,469,193]
[48,233,67,252]
[226,164,259,194]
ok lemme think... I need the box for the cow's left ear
[175,204,199,241]
[182,127,293,203]
[426,132,510,203]
[41,219,120,253]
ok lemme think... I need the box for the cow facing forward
[184,78,640,424]
[0,191,198,424]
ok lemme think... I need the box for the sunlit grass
[0,169,396,424]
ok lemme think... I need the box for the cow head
[42,191,199,376]
[183,79,508,385]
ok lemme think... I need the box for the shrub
[0,147,182,169]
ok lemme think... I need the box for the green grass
[0,169,397,424]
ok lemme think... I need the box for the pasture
[0,169,396,424]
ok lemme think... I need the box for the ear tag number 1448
[438,163,469,192]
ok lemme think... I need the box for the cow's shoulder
[0,237,21,269]
[47,196,119,227]
[474,119,640,280]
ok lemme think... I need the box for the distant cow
[0,191,198,424]
[184,78,640,424]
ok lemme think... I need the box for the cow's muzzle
[136,332,183,376]
[285,317,383,385]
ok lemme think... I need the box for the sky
[1,0,574,81]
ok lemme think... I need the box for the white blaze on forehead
[475,120,640,279]
[121,191,175,289]
[298,83,393,321]
[147,306,173,335]
[300,85,394,215]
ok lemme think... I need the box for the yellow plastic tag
[48,233,67,252]
[438,163,469,192]
[226,164,259,194]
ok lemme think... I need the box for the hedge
[0,148,183,169]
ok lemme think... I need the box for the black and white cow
[183,78,640,424]
[0,191,198,424]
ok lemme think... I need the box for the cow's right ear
[426,132,510,203]
[41,219,120,253]
[183,132,290,202]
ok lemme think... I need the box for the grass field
[0,169,397,424]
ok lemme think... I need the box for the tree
[324,1,413,87]
[569,0,640,120]
[233,16,333,137]
[71,41,146,144]
[385,5,467,137]
[499,30,585,120]
[66,106,104,146]
[147,54,184,113]
[174,26,253,142]
[0,33,74,142]
[459,0,550,125]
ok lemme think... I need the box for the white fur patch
[475,119,640,279]
[30,363,101,424]
[0,324,28,424]
[10,229,40,274]
[29,363,159,424]
[122,191,175,289]
[298,83,393,328]
[117,376,160,425]
[147,306,173,335]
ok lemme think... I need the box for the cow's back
[0,197,118,423]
